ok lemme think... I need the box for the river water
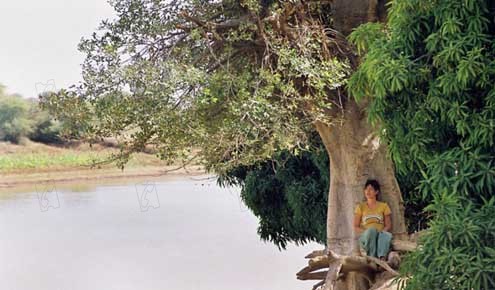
[0,175,320,290]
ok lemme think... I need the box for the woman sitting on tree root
[353,179,392,260]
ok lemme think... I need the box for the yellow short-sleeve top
[354,201,391,231]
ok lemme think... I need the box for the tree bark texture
[310,1,406,289]
[314,100,407,290]
[315,100,407,254]
[331,0,387,35]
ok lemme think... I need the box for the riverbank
[0,141,206,189]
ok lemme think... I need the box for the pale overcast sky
[0,0,116,98]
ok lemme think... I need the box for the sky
[0,0,116,98]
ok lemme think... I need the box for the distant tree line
[0,84,64,144]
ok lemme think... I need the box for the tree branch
[179,11,249,33]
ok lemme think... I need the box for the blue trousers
[358,228,392,258]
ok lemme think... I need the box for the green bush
[400,194,495,290]
[0,94,33,143]
[29,109,64,144]
[0,86,65,144]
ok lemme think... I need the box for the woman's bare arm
[383,214,392,232]
[354,213,364,234]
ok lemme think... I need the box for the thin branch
[159,154,200,174]
[367,256,400,276]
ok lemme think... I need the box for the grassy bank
[0,141,205,187]
[0,140,165,172]
[0,150,106,172]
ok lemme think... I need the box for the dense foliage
[28,112,64,144]
[218,134,329,250]
[349,0,495,288]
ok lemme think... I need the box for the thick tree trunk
[314,100,407,290]
[310,1,404,289]
[331,0,387,35]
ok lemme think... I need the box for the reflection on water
[0,175,320,290]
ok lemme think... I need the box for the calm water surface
[0,175,320,290]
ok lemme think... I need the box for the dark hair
[364,179,381,193]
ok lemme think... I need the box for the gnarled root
[297,239,416,290]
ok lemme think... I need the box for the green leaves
[456,48,486,87]
[383,56,411,93]
[419,148,495,202]
[348,22,386,55]
[400,194,495,290]
[441,17,462,36]
[350,0,495,288]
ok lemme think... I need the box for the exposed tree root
[391,240,417,252]
[298,239,416,290]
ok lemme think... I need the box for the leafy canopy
[41,0,353,173]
